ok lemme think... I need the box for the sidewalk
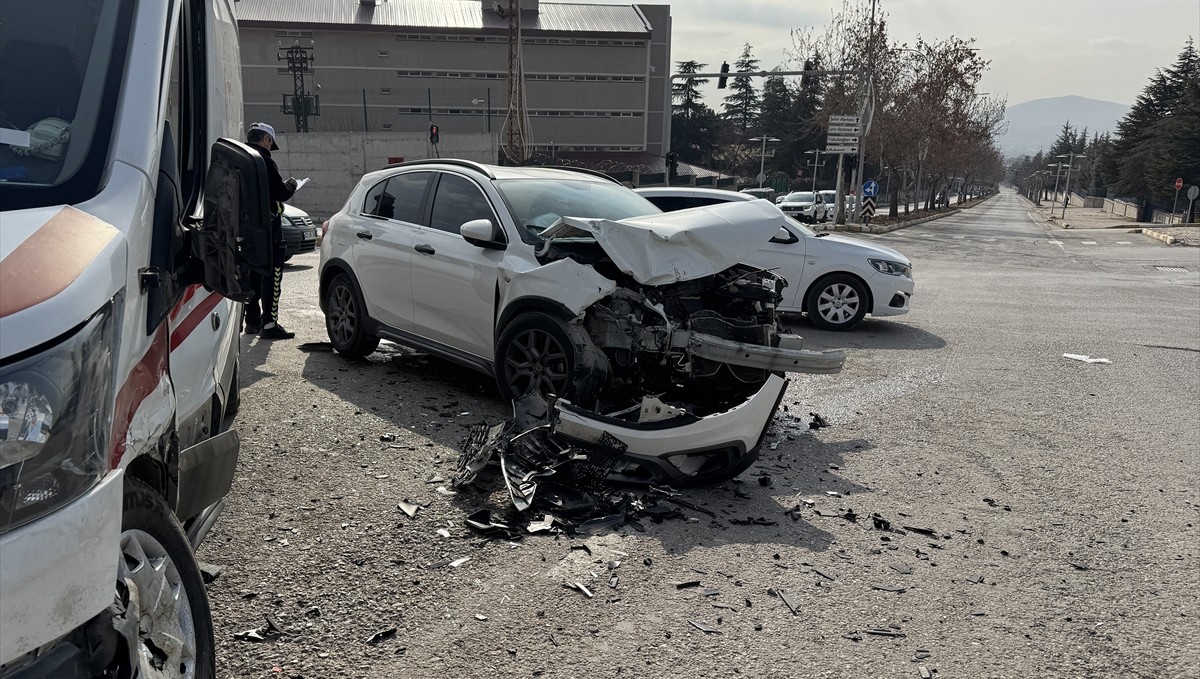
[1027,200,1141,230]
[1142,225,1200,247]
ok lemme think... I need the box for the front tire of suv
[324,272,380,359]
[495,312,581,402]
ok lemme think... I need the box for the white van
[0,1,271,675]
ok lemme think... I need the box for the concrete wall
[272,131,497,220]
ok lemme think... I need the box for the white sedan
[635,187,914,330]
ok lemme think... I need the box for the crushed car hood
[539,200,784,286]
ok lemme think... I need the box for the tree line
[671,0,1006,218]
[1010,39,1199,220]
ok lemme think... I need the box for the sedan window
[428,173,498,234]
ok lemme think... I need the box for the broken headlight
[869,259,911,277]
[0,303,114,534]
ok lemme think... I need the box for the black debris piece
[758,475,773,487]
[902,525,938,538]
[814,509,858,522]
[871,513,892,531]
[675,580,702,589]
[730,516,778,526]
[665,497,717,518]
[380,433,397,442]
[703,588,720,597]
[464,509,518,538]
[712,602,736,610]
[198,562,224,584]
[366,627,397,645]
[812,568,835,582]
[644,558,653,567]
[297,342,334,352]
[863,628,907,638]
[983,497,1012,511]
[570,544,593,557]
[578,510,627,534]
[1069,561,1090,571]
[890,563,914,575]
[304,606,321,618]
[809,413,830,430]
[264,615,283,636]
[966,574,985,584]
[871,585,907,593]
[914,650,932,660]
[843,631,863,642]
[688,620,722,634]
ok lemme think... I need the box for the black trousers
[245,241,285,328]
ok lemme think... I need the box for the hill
[1000,95,1130,158]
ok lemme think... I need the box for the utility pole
[278,41,318,133]
[1057,152,1085,219]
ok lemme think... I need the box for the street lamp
[1056,153,1086,219]
[748,136,781,189]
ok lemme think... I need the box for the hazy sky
[563,0,1199,107]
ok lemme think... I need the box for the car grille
[292,215,315,229]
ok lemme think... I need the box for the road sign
[1189,185,1199,200]
[863,179,880,197]
[828,125,862,135]
[826,136,861,145]
[756,171,766,184]
[860,196,876,218]
[1175,177,1184,191]
[830,115,861,124]
[825,145,859,154]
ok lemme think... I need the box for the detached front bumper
[553,373,788,484]
[0,470,122,666]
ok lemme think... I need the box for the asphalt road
[200,188,1199,678]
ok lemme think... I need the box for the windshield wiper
[813,232,831,237]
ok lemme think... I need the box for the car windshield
[495,178,662,240]
[0,0,130,209]
[786,192,816,202]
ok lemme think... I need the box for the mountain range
[999,95,1130,158]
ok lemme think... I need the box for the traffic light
[429,124,439,144]
[717,61,730,89]
[666,152,678,181]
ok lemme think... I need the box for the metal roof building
[235,0,672,158]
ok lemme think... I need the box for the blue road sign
[863,179,880,197]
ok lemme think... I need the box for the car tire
[116,479,216,679]
[806,274,869,331]
[324,272,380,359]
[495,312,587,402]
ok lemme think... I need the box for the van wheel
[116,479,216,679]
[324,273,379,359]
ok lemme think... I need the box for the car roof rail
[379,158,496,178]
[528,165,619,184]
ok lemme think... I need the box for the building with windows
[234,0,672,158]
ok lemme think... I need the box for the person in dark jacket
[244,122,297,340]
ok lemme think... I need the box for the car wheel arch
[495,296,578,342]
[319,258,362,314]
[803,270,875,316]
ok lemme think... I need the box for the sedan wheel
[806,274,869,330]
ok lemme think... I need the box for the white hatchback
[319,160,845,486]
[635,187,915,330]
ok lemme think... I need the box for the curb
[1141,227,1179,246]
[864,209,961,233]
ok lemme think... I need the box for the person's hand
[285,177,298,191]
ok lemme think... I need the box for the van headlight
[0,303,114,533]
[869,259,911,277]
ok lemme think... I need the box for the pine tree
[759,75,791,139]
[671,60,721,165]
[1049,121,1075,157]
[722,44,761,136]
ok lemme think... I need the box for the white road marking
[1081,240,1098,245]
[919,233,935,237]
[1048,239,1064,248]
[953,235,967,239]
[1116,241,1132,245]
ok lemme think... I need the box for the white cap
[247,122,279,150]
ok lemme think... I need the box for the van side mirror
[186,139,271,301]
[460,218,506,250]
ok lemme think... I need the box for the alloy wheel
[117,529,198,679]
[327,283,357,347]
[817,283,861,326]
[504,328,569,397]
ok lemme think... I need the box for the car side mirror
[460,218,506,250]
[185,138,271,302]
[770,225,798,244]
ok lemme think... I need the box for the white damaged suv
[319,160,844,485]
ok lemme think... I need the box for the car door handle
[415,244,436,255]
[356,231,373,240]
